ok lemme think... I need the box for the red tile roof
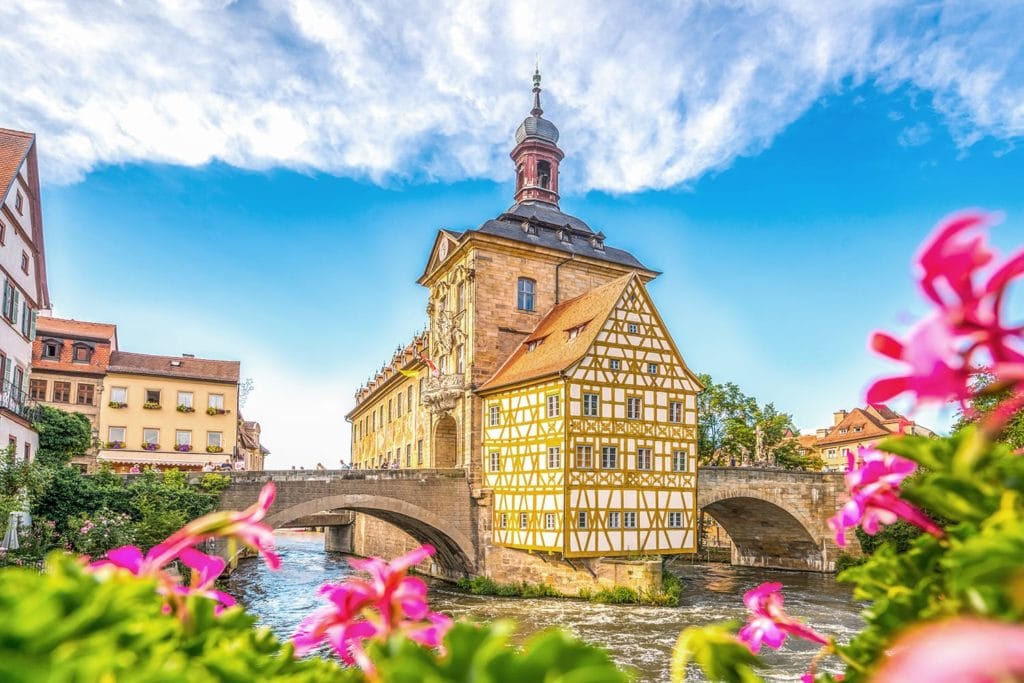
[36,316,118,343]
[480,273,633,392]
[0,128,33,204]
[107,351,240,383]
[32,316,118,374]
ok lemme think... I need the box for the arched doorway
[433,415,457,468]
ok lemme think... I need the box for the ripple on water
[225,533,861,683]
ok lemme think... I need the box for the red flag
[419,352,440,378]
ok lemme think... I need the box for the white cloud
[898,121,932,147]
[1,1,1022,192]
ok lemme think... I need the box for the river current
[225,533,861,682]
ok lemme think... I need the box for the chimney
[816,428,829,439]
[833,410,848,426]
[182,353,195,358]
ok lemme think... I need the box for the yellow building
[346,70,701,560]
[97,352,240,472]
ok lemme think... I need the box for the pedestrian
[202,462,214,472]
[316,462,326,470]
[129,464,140,474]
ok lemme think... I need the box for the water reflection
[225,533,861,682]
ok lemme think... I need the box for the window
[208,394,224,410]
[72,344,92,363]
[42,341,60,359]
[175,430,192,446]
[545,513,556,530]
[499,513,508,529]
[143,428,159,445]
[2,280,20,323]
[20,251,28,274]
[624,512,637,529]
[456,282,465,311]
[546,394,560,418]
[673,450,689,472]
[177,391,193,409]
[208,432,223,448]
[637,448,652,470]
[405,444,412,467]
[388,399,393,422]
[489,451,500,471]
[76,383,94,405]
[107,427,126,443]
[853,426,863,433]
[520,512,528,529]
[566,323,586,341]
[628,323,639,334]
[0,221,4,244]
[668,512,683,528]
[15,190,23,214]
[417,439,423,465]
[601,446,618,469]
[29,379,46,400]
[396,394,402,417]
[456,344,464,374]
[526,337,545,351]
[517,277,535,311]
[23,442,29,462]
[583,393,599,417]
[12,367,22,394]
[488,405,500,426]
[53,381,71,403]
[372,412,376,430]
[648,363,658,374]
[576,444,593,469]
[547,446,561,468]
[110,386,127,404]
[608,511,620,529]
[407,386,413,411]
[145,389,161,405]
[627,397,642,420]
[577,511,588,529]
[537,160,551,189]
[609,359,620,371]
[669,402,682,423]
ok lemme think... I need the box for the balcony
[420,374,465,413]
[0,380,40,423]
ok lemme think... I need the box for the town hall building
[346,71,701,563]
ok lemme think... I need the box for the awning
[97,450,215,467]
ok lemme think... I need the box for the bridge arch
[700,490,829,572]
[264,494,475,578]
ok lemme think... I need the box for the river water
[225,533,862,682]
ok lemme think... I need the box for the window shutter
[3,358,11,388]
[21,369,28,395]
[28,310,36,341]
[2,281,8,319]
[20,302,28,336]
[11,288,18,325]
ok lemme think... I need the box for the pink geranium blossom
[875,618,1024,683]
[737,582,828,654]
[88,482,278,617]
[867,210,1024,409]
[293,545,453,676]
[829,448,943,547]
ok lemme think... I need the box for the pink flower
[875,618,1024,683]
[829,448,943,547]
[868,211,1024,409]
[737,582,828,654]
[292,545,452,674]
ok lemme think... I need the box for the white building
[0,129,50,461]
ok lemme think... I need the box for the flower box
[176,405,196,413]
[174,443,193,452]
[142,442,160,451]
[206,445,224,454]
[143,401,161,410]
[108,401,127,409]
[105,441,125,449]
[206,407,229,416]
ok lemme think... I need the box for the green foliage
[696,374,809,468]
[953,372,1024,450]
[455,575,565,599]
[200,472,232,493]
[671,622,763,683]
[587,586,640,604]
[0,553,355,682]
[369,620,631,683]
[682,423,1024,682]
[32,406,92,468]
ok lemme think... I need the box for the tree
[953,373,1024,449]
[696,373,754,464]
[33,406,92,468]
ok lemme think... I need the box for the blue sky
[4,2,1024,466]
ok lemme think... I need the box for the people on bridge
[316,462,326,470]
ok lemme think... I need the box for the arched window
[517,277,535,312]
[537,161,551,189]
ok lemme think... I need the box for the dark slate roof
[515,115,559,145]
[470,201,652,272]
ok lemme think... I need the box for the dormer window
[558,228,571,244]
[517,277,536,311]
[15,191,23,215]
[521,221,537,236]
[526,337,546,352]
[565,323,587,341]
[839,428,848,435]
[71,343,93,363]
[590,232,605,251]
[42,339,61,359]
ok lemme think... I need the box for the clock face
[439,240,449,260]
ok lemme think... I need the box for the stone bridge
[214,466,856,575]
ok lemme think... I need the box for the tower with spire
[511,67,565,207]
